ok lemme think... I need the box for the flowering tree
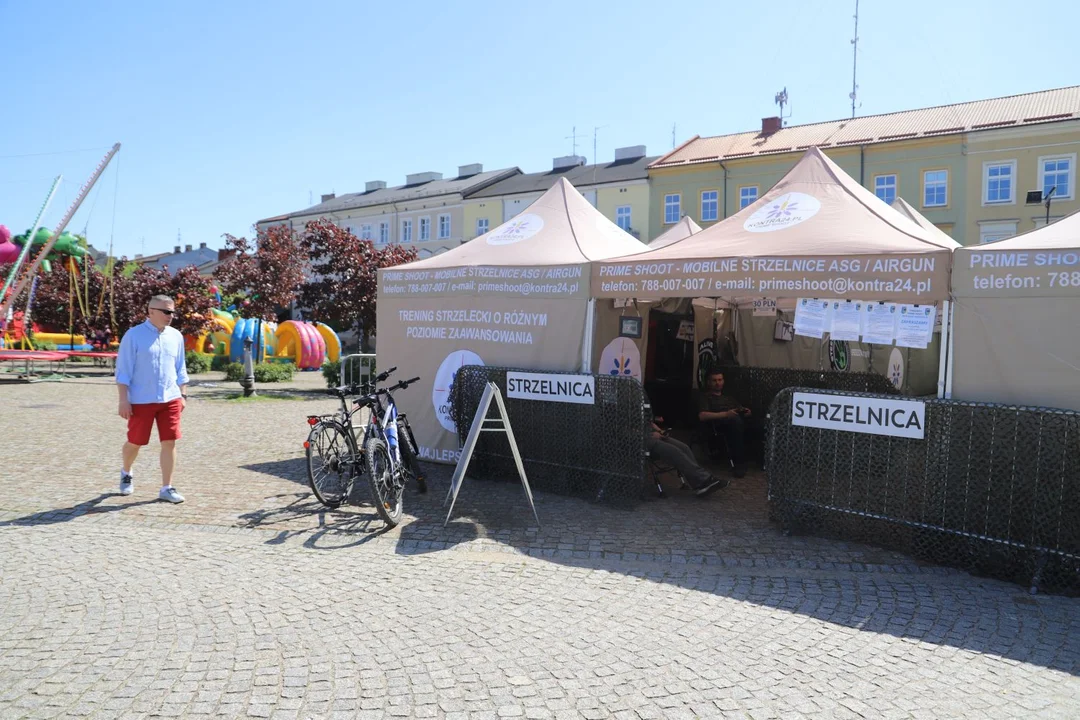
[297,219,417,351]
[214,226,307,320]
[113,263,217,337]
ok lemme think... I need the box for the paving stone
[0,371,1077,719]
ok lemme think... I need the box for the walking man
[115,295,188,503]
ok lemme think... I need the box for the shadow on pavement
[0,493,160,526]
[240,458,309,485]
[382,461,1080,677]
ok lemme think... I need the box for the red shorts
[127,399,183,445]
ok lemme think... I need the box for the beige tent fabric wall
[952,297,1080,411]
[591,300,652,376]
[376,295,588,463]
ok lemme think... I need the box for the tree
[297,219,417,351]
[214,226,307,320]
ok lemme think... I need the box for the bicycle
[304,367,425,527]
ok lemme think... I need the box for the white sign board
[792,392,926,439]
[896,304,936,349]
[507,371,596,405]
[828,300,862,341]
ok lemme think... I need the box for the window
[438,213,451,239]
[700,191,718,222]
[874,175,897,205]
[378,222,389,244]
[739,186,758,209]
[360,224,373,240]
[400,219,412,243]
[1040,154,1074,200]
[983,161,1015,205]
[923,170,948,207]
[979,221,1017,245]
[476,217,489,236]
[419,216,430,241]
[664,194,680,224]
[616,205,632,231]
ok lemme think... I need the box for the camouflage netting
[449,366,647,508]
[768,388,1080,594]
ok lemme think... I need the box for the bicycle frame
[363,392,402,477]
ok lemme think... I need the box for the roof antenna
[775,87,791,125]
[672,123,677,149]
[849,0,861,118]
[564,126,580,157]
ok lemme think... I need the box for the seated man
[644,396,728,497]
[697,369,751,477]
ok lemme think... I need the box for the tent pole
[581,298,596,373]
[936,299,950,399]
[944,301,956,398]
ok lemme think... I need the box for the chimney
[458,163,483,177]
[614,145,646,161]
[184,244,192,252]
[320,193,335,203]
[553,155,587,170]
[199,242,207,250]
[217,248,236,261]
[135,253,143,259]
[174,245,181,254]
[365,180,387,192]
[761,116,782,136]
[405,171,443,185]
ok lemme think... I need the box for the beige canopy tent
[591,147,961,395]
[890,197,958,247]
[376,177,648,462]
[648,216,702,249]
[951,210,1080,410]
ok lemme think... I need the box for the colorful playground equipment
[188,306,340,370]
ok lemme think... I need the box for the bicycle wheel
[306,421,356,508]
[397,418,427,494]
[364,436,404,526]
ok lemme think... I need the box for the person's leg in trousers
[647,434,713,489]
[710,415,746,467]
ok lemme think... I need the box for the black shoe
[416,475,428,494]
[733,463,747,478]
[695,475,729,497]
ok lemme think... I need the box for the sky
[2,0,1079,260]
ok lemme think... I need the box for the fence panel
[449,366,646,508]
[768,387,1080,594]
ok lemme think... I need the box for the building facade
[463,146,657,243]
[257,165,520,258]
[648,86,1079,246]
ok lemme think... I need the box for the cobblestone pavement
[1,369,1078,719]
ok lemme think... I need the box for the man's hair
[148,294,174,307]
[706,368,724,381]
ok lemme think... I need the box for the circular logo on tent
[432,349,484,431]
[486,213,544,245]
[743,192,821,233]
[888,347,905,390]
[599,337,641,380]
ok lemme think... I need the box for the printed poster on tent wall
[375,295,588,463]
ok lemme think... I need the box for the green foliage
[224,361,295,383]
[321,360,339,389]
[35,341,58,351]
[210,354,232,371]
[185,351,213,374]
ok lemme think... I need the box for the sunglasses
[150,307,175,315]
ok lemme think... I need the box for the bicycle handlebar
[375,366,397,383]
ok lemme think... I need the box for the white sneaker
[158,486,185,504]
[119,473,134,496]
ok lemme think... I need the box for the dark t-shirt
[697,390,741,415]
